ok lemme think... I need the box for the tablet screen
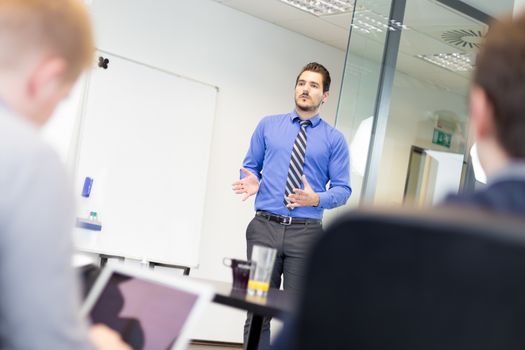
[88,271,199,350]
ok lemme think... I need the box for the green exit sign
[432,128,452,148]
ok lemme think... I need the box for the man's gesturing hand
[232,168,260,201]
[286,175,320,208]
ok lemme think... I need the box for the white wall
[89,0,345,342]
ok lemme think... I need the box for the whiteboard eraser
[76,218,102,231]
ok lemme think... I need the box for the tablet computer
[81,263,213,350]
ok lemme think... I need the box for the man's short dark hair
[296,62,331,93]
[474,14,525,158]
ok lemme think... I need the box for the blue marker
[82,177,93,197]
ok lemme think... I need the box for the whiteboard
[73,52,217,267]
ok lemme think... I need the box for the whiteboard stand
[98,253,190,275]
[147,261,191,276]
[99,254,124,267]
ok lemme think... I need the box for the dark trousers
[243,214,323,349]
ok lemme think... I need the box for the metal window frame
[360,0,407,204]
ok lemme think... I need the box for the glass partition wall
[332,0,396,212]
[334,0,493,213]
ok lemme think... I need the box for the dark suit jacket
[444,179,525,216]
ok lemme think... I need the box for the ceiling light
[415,53,473,72]
[279,0,354,16]
[279,0,407,34]
[351,10,407,34]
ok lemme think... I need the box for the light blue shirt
[0,104,92,349]
[242,110,351,219]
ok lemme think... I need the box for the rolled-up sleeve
[241,118,266,180]
[318,133,351,209]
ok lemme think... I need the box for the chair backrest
[287,208,525,350]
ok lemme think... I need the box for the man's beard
[295,96,321,112]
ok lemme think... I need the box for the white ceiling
[215,0,352,51]
[213,0,353,50]
[211,0,511,50]
[212,0,511,95]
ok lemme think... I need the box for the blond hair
[0,0,94,80]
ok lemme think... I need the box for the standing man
[444,13,525,214]
[233,62,351,347]
[0,0,129,349]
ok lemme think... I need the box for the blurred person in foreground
[0,0,129,349]
[444,12,525,214]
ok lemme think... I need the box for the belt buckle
[281,215,292,226]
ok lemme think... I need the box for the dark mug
[223,258,252,290]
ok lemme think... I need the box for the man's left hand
[287,175,320,208]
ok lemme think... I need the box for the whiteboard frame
[71,50,219,268]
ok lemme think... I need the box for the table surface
[190,278,295,319]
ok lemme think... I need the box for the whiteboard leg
[148,261,190,275]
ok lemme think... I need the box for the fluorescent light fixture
[279,0,408,34]
[416,53,473,72]
[351,11,407,34]
[279,0,354,16]
[470,143,487,184]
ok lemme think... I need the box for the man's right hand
[232,167,259,201]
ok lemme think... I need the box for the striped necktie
[284,119,311,208]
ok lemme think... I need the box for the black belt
[256,211,321,226]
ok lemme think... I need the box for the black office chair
[279,208,525,350]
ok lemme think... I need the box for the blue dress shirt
[242,110,351,220]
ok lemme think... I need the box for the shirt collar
[489,161,525,185]
[290,110,321,127]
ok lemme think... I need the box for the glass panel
[373,0,489,206]
[331,0,393,216]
